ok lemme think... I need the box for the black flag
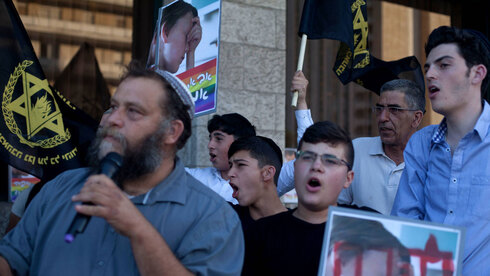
[299,0,425,94]
[0,0,98,181]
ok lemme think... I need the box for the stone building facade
[180,0,287,167]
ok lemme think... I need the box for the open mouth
[230,183,239,199]
[209,153,216,162]
[307,178,321,188]
[429,86,439,93]
[428,85,440,98]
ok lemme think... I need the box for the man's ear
[160,24,169,43]
[163,119,184,146]
[343,170,354,189]
[470,64,487,86]
[412,110,424,128]
[261,165,276,183]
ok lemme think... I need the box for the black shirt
[231,204,256,233]
[242,209,325,276]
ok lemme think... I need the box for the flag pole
[291,34,307,107]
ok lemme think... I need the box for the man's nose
[228,166,236,177]
[310,155,324,171]
[106,108,123,127]
[425,65,436,80]
[378,107,390,122]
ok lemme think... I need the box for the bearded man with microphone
[0,62,244,276]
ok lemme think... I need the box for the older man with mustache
[278,72,425,215]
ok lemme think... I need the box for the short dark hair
[162,0,197,36]
[380,79,426,113]
[329,216,411,264]
[425,26,490,95]
[207,113,256,139]
[298,121,354,169]
[121,61,192,149]
[228,136,283,185]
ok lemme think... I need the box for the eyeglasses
[296,150,352,170]
[372,105,418,116]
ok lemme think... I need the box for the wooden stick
[291,34,307,107]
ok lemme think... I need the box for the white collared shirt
[337,136,404,214]
[185,167,238,204]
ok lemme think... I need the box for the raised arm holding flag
[292,0,425,107]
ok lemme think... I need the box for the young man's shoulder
[185,166,218,178]
[248,208,324,237]
[408,124,439,147]
[419,124,439,134]
[183,169,231,205]
[185,166,238,204]
[254,208,294,225]
[231,203,248,216]
[244,209,293,238]
[230,204,250,221]
[243,209,325,276]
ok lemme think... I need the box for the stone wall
[180,0,286,167]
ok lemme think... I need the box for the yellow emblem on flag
[2,60,70,148]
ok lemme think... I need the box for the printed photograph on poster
[318,207,465,276]
[147,0,221,116]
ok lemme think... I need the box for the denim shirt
[0,159,244,276]
[392,101,490,275]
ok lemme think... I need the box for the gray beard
[87,126,166,185]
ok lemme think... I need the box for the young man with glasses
[242,121,354,276]
[278,72,425,214]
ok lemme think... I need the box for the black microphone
[64,152,123,243]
